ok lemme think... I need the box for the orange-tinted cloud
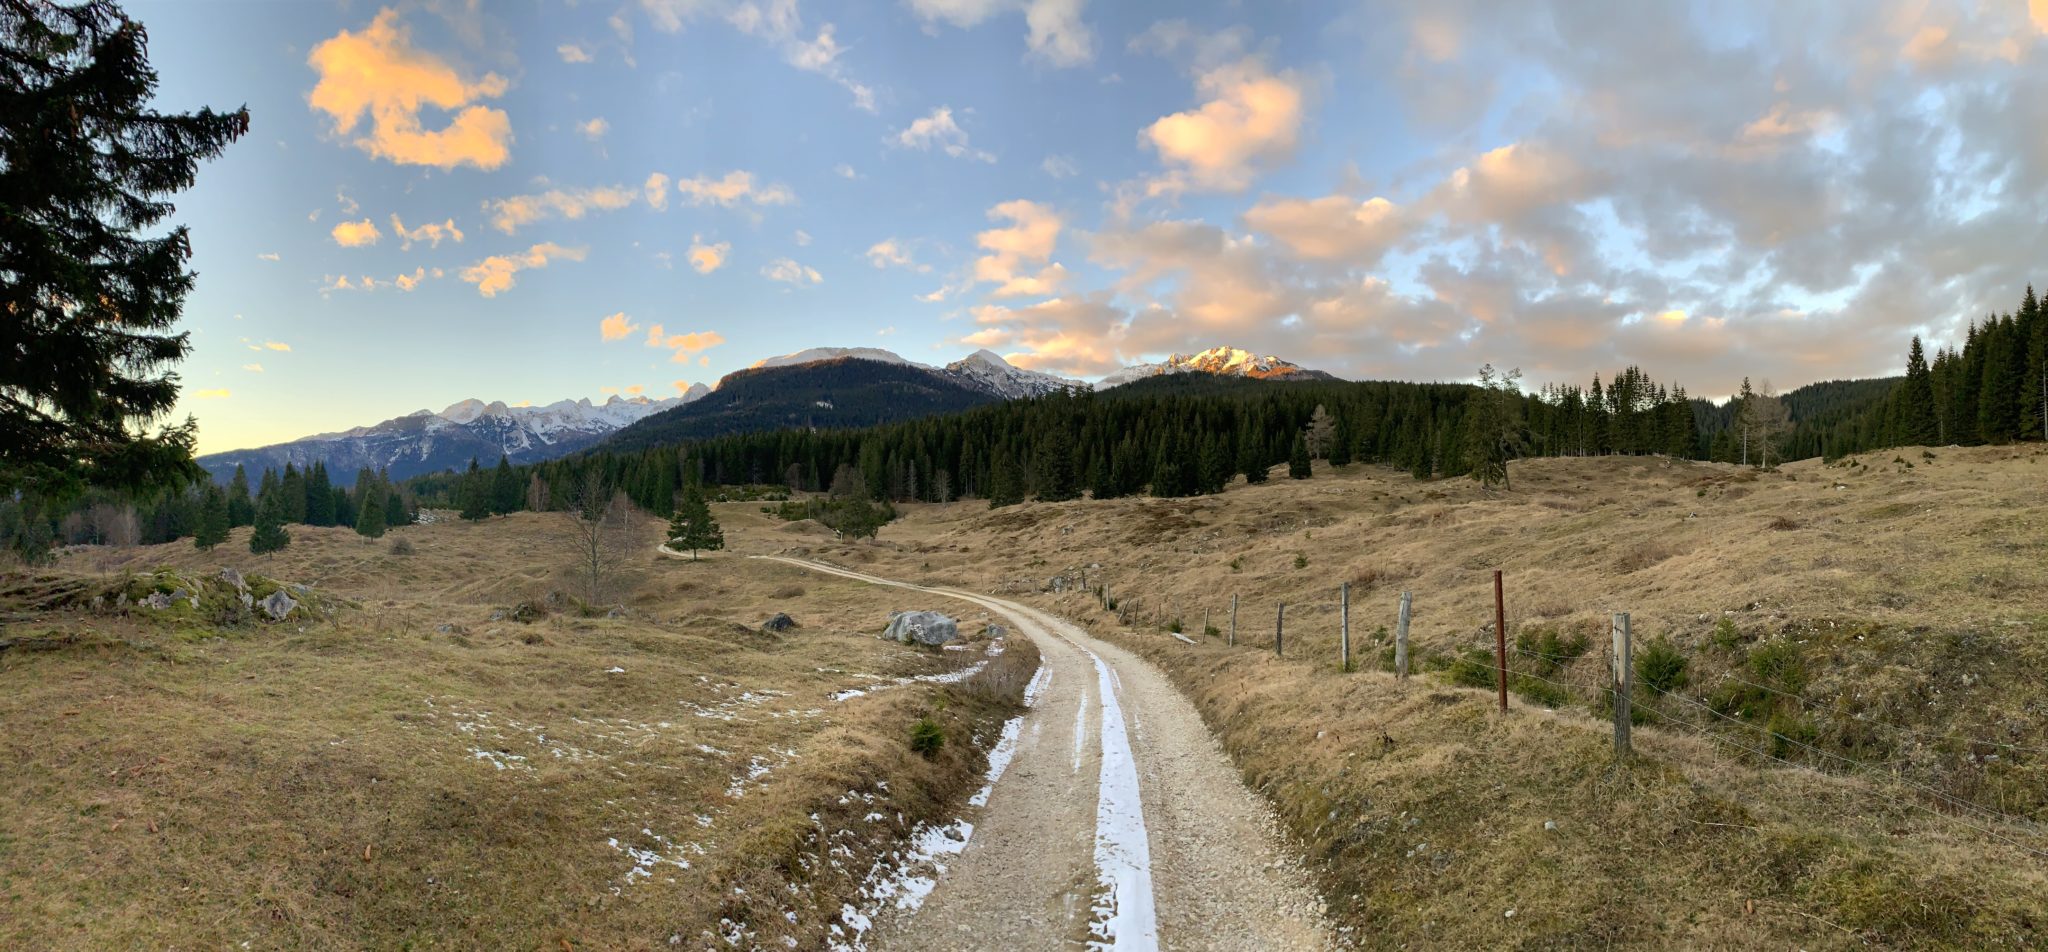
[330,218,381,247]
[1142,58,1304,192]
[307,9,513,170]
[390,215,464,249]
[459,243,586,297]
[600,312,641,341]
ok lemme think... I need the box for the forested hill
[1692,376,1902,462]
[603,357,999,450]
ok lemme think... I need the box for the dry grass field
[773,446,2048,949]
[0,509,1034,950]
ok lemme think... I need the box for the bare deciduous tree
[562,470,642,608]
[1304,404,1337,459]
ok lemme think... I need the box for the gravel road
[761,557,1335,952]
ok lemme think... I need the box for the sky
[131,0,2048,454]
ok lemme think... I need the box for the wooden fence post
[1612,612,1632,757]
[1396,590,1412,679]
[1275,603,1285,658]
[1340,582,1351,672]
[1229,594,1237,647]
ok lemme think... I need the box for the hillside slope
[770,446,2048,948]
[604,357,999,450]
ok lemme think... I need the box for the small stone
[762,612,798,633]
[1543,820,1557,831]
[258,589,297,621]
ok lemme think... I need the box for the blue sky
[134,1,2048,452]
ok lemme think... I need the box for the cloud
[257,252,280,261]
[906,0,1094,67]
[865,238,927,271]
[320,266,442,294]
[580,117,609,141]
[242,363,263,373]
[973,199,1064,296]
[671,379,698,394]
[600,311,641,341]
[307,9,513,170]
[391,266,435,291]
[558,42,592,63]
[1140,57,1305,193]
[761,257,822,285]
[1040,154,1077,178]
[834,163,859,179]
[484,184,641,233]
[330,218,381,247]
[625,384,645,395]
[460,242,587,297]
[389,215,464,249]
[673,170,797,207]
[644,172,670,210]
[794,229,812,246]
[688,236,729,273]
[192,388,231,400]
[892,107,996,162]
[642,323,728,362]
[256,341,291,352]
[642,0,876,111]
[1242,194,1409,264]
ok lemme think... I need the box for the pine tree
[227,464,254,526]
[1327,414,1354,467]
[249,490,290,555]
[1465,364,1525,490]
[355,482,387,538]
[193,483,228,551]
[1287,434,1312,479]
[385,490,407,528]
[986,448,1023,509]
[1238,426,1269,484]
[1900,335,1938,445]
[458,458,490,521]
[279,463,306,524]
[1033,429,1079,502]
[305,462,333,526]
[666,486,724,559]
[0,2,248,559]
[492,455,520,514]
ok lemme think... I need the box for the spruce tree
[354,482,386,538]
[1033,429,1079,502]
[666,486,724,559]
[1238,428,1269,483]
[1900,336,1938,445]
[305,462,333,526]
[384,490,407,528]
[492,455,520,514]
[1327,415,1354,467]
[227,465,254,526]
[986,450,1023,509]
[279,463,307,524]
[1288,434,1312,479]
[458,458,490,521]
[193,483,228,551]
[0,1,248,555]
[249,490,289,555]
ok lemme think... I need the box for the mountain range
[196,345,1328,482]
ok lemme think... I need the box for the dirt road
[759,556,1335,952]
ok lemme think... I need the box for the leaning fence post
[1612,612,1632,757]
[1275,603,1285,658]
[1395,590,1412,679]
[1229,594,1237,647]
[1204,608,1211,640]
[1493,570,1508,712]
[1340,582,1351,672]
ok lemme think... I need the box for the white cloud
[558,42,593,63]
[242,363,264,373]
[673,170,797,207]
[257,251,280,261]
[484,184,640,234]
[761,257,822,285]
[907,0,1094,67]
[580,117,610,141]
[1040,154,1077,178]
[1242,195,1409,265]
[866,238,928,271]
[892,106,996,163]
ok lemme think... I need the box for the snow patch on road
[1084,648,1158,951]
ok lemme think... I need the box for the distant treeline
[417,370,1708,515]
[7,461,416,552]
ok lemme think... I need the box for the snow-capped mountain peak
[750,346,929,371]
[1098,346,1328,388]
[941,349,1078,399]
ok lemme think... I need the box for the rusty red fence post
[1493,569,1508,712]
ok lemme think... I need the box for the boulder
[139,591,172,610]
[762,612,798,633]
[986,624,1007,639]
[884,610,958,647]
[258,589,298,621]
[218,568,247,593]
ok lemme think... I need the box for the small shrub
[1921,450,1936,460]
[1447,648,1498,689]
[1512,673,1571,708]
[1203,624,1221,639]
[1765,711,1818,759]
[1229,556,1243,573]
[1293,552,1308,570]
[1167,618,1183,634]
[909,717,945,758]
[387,537,415,556]
[1748,640,1809,695]
[1710,617,1742,651]
[1515,626,1590,674]
[1766,516,1801,531]
[1636,637,1690,694]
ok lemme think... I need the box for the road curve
[758,556,1335,952]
